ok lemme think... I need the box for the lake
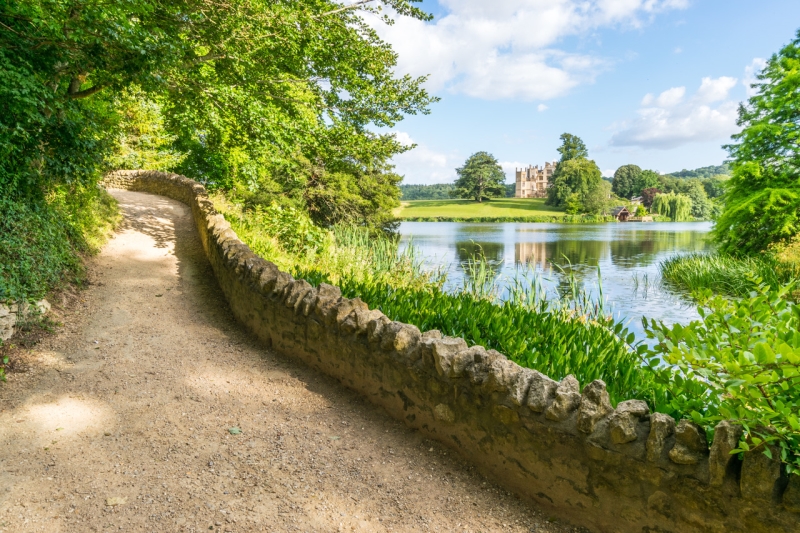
[398,221,714,339]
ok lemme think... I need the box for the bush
[643,282,800,474]
[0,186,118,302]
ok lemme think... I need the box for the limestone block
[422,330,442,340]
[284,280,314,310]
[783,474,800,513]
[485,357,523,394]
[646,413,676,462]
[668,420,708,465]
[545,375,581,422]
[507,371,533,406]
[312,283,341,321]
[0,311,15,341]
[330,298,368,328]
[647,491,673,518]
[340,308,384,336]
[526,371,558,413]
[449,346,484,379]
[577,380,613,434]
[609,400,650,444]
[709,420,744,486]
[272,271,293,298]
[257,262,281,295]
[367,315,391,344]
[427,337,468,377]
[466,349,505,386]
[741,444,782,501]
[379,321,421,359]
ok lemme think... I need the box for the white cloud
[368,0,688,100]
[537,104,549,112]
[500,161,526,182]
[610,76,740,150]
[696,76,738,103]
[743,57,767,97]
[674,46,682,54]
[392,132,456,184]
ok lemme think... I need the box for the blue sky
[366,0,800,183]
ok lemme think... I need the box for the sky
[364,0,800,183]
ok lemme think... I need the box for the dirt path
[0,190,583,533]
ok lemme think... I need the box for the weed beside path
[0,190,584,533]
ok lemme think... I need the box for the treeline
[399,183,515,200]
[612,164,727,220]
[666,164,730,180]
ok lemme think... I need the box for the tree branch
[67,83,106,99]
[318,0,374,18]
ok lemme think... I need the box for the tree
[0,0,435,230]
[715,30,800,253]
[556,133,588,162]
[453,152,506,202]
[641,188,660,208]
[546,158,604,210]
[612,165,642,199]
[681,179,714,219]
[702,175,729,199]
[637,170,661,194]
[582,179,612,215]
[652,192,693,221]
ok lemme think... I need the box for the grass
[397,198,565,220]
[659,252,795,297]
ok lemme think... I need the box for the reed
[659,252,789,297]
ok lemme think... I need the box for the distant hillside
[400,183,516,200]
[667,164,730,179]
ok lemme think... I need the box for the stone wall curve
[102,170,800,533]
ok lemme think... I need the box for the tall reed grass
[659,252,790,297]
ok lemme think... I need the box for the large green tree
[612,164,642,199]
[452,152,506,202]
[0,0,435,229]
[547,158,605,212]
[715,30,800,253]
[556,133,588,162]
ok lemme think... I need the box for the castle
[515,161,557,198]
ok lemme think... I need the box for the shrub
[643,281,800,474]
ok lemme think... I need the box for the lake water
[398,221,714,339]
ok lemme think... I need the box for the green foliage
[651,192,693,221]
[452,152,506,202]
[399,184,454,200]
[682,179,714,219]
[716,30,800,254]
[667,164,730,180]
[702,175,729,199]
[612,165,642,199]
[634,205,648,217]
[643,282,800,474]
[564,193,583,215]
[556,133,588,162]
[0,186,118,302]
[638,170,661,193]
[660,252,792,297]
[546,158,606,213]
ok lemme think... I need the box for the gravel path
[0,190,584,533]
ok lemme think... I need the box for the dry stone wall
[103,170,800,533]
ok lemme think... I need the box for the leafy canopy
[452,152,506,202]
[612,165,642,199]
[556,133,588,163]
[715,30,800,254]
[0,0,436,230]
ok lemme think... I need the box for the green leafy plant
[642,281,800,474]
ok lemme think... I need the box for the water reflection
[398,221,714,339]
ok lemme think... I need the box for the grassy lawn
[397,198,565,219]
